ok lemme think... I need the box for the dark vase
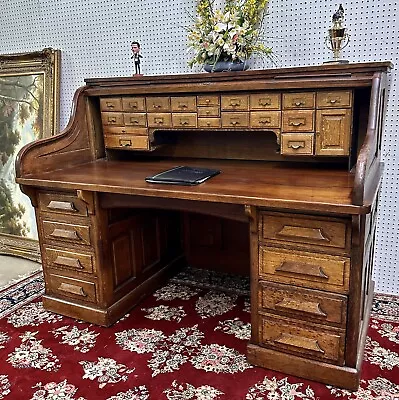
[203,60,249,72]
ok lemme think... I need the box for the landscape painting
[0,49,60,261]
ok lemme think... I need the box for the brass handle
[229,99,241,107]
[58,282,87,297]
[276,261,329,279]
[50,228,81,241]
[129,102,138,108]
[130,118,139,124]
[205,110,210,115]
[54,256,84,269]
[289,121,304,127]
[259,99,271,106]
[230,120,240,126]
[276,226,331,243]
[275,333,325,354]
[288,141,305,150]
[178,103,188,109]
[294,101,304,106]
[259,118,271,124]
[106,102,114,108]
[275,298,327,317]
[108,117,117,123]
[206,122,211,126]
[205,99,210,104]
[47,201,77,213]
[329,99,338,104]
[180,120,189,125]
[154,118,164,125]
[153,104,162,108]
[119,139,132,147]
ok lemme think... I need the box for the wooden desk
[16,62,392,389]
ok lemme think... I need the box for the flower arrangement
[187,0,272,69]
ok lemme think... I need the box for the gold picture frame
[0,48,61,262]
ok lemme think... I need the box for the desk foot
[247,343,361,390]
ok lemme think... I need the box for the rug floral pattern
[0,273,398,399]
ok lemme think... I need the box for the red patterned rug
[0,268,398,399]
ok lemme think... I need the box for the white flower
[215,22,227,32]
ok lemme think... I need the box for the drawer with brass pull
[146,96,171,112]
[283,92,315,109]
[250,111,281,128]
[123,113,147,127]
[259,212,350,252]
[282,110,314,132]
[47,272,97,304]
[197,95,220,106]
[100,97,122,112]
[171,96,197,112]
[281,133,314,155]
[42,220,91,246]
[104,135,149,150]
[258,281,347,327]
[38,192,88,217]
[221,95,249,111]
[250,93,281,110]
[260,313,345,364]
[43,245,95,274]
[259,246,350,293]
[197,106,220,117]
[316,91,352,108]
[221,112,249,128]
[198,118,221,128]
[171,113,197,128]
[101,112,124,126]
[147,113,172,127]
[122,97,146,112]
[103,126,148,136]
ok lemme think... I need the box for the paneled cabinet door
[315,109,352,156]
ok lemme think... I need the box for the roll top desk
[16,62,392,389]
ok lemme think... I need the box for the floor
[0,255,41,289]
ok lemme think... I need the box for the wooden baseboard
[247,344,360,390]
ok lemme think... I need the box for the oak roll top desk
[16,62,393,390]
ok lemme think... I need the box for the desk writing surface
[19,158,363,214]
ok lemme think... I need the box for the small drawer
[281,133,314,155]
[122,97,145,112]
[47,273,97,304]
[197,106,220,117]
[172,113,197,128]
[250,93,281,110]
[123,113,147,127]
[146,96,171,112]
[103,126,148,136]
[221,95,249,111]
[283,92,315,109]
[316,91,352,108]
[260,314,345,364]
[171,96,197,112]
[104,135,149,150]
[259,281,347,327]
[250,111,281,128]
[282,110,314,132]
[101,112,124,126]
[198,118,221,128]
[221,112,249,128]
[100,97,122,112]
[259,246,350,293]
[197,95,219,106]
[42,220,92,247]
[259,212,350,251]
[43,246,94,274]
[38,192,88,217]
[147,113,172,127]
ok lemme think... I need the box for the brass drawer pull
[294,101,304,106]
[154,117,164,125]
[108,117,117,123]
[259,98,271,106]
[130,118,139,124]
[276,261,329,279]
[180,120,189,125]
[153,104,162,108]
[105,102,114,108]
[229,99,241,107]
[275,298,327,317]
[178,103,188,109]
[50,228,81,241]
[129,101,138,108]
[288,141,305,150]
[329,99,338,104]
[259,118,271,124]
[230,120,240,126]
[276,226,331,243]
[289,120,304,127]
[47,200,77,213]
[58,282,87,297]
[275,333,325,354]
[54,255,83,269]
[119,139,132,147]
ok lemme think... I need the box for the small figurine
[131,41,143,75]
[332,4,345,24]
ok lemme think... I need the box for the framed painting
[0,48,61,262]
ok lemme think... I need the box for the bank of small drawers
[37,191,98,306]
[257,211,351,365]
[99,90,352,156]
